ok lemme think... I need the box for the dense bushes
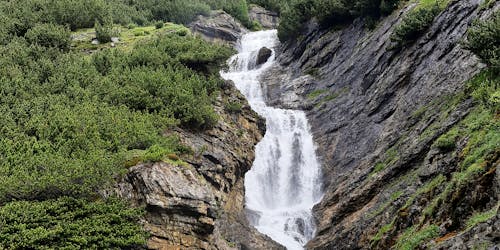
[24,23,71,51]
[465,10,500,111]
[95,20,117,43]
[0,0,254,35]
[466,10,500,72]
[277,0,402,41]
[0,8,233,246]
[0,197,147,249]
[390,3,441,47]
[0,32,232,203]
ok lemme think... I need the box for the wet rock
[256,47,272,66]
[189,10,247,46]
[249,5,279,29]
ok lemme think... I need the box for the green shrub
[467,70,499,111]
[0,197,148,249]
[465,10,500,72]
[434,127,459,151]
[24,23,71,51]
[155,21,165,29]
[143,144,170,162]
[225,101,243,113]
[133,30,145,36]
[390,4,441,47]
[95,20,117,43]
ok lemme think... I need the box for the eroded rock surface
[258,0,499,249]
[189,10,248,46]
[249,5,279,29]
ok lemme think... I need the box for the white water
[221,30,323,249]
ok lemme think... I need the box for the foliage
[466,204,499,229]
[394,225,439,250]
[390,3,441,48]
[434,127,459,151]
[277,0,403,41]
[0,26,232,204]
[225,101,243,113]
[95,19,117,43]
[0,197,147,249]
[24,23,71,51]
[466,10,500,73]
[155,21,165,29]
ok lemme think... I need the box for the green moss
[403,174,445,210]
[394,225,439,250]
[307,89,327,99]
[466,204,499,229]
[371,220,395,245]
[369,191,403,218]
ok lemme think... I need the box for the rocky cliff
[114,80,283,250]
[260,0,499,249]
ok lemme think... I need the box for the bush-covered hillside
[0,1,234,248]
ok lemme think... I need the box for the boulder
[256,47,272,66]
[189,10,247,46]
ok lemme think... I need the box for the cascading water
[221,30,323,249]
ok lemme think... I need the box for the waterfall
[221,30,323,250]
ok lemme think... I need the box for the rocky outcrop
[189,10,247,46]
[115,80,283,249]
[249,5,279,29]
[256,47,272,66]
[258,0,499,249]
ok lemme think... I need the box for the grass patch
[307,89,327,99]
[402,174,445,210]
[394,224,439,250]
[369,191,404,218]
[466,203,499,229]
[371,220,395,246]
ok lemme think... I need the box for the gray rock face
[256,47,272,66]
[258,0,499,249]
[115,80,283,250]
[189,10,248,46]
[249,5,279,29]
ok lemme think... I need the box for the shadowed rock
[257,47,272,66]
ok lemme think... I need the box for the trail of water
[221,30,323,250]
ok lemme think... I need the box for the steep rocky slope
[107,12,286,249]
[114,80,283,250]
[260,0,499,249]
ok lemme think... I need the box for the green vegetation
[391,0,450,48]
[225,101,243,113]
[466,204,499,229]
[369,191,403,218]
[25,23,71,51]
[370,146,400,176]
[0,197,147,249]
[307,89,327,99]
[394,225,439,250]
[275,0,403,41]
[433,127,459,151]
[466,10,500,73]
[95,19,117,43]
[0,2,235,247]
[402,174,446,210]
[371,220,395,246]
